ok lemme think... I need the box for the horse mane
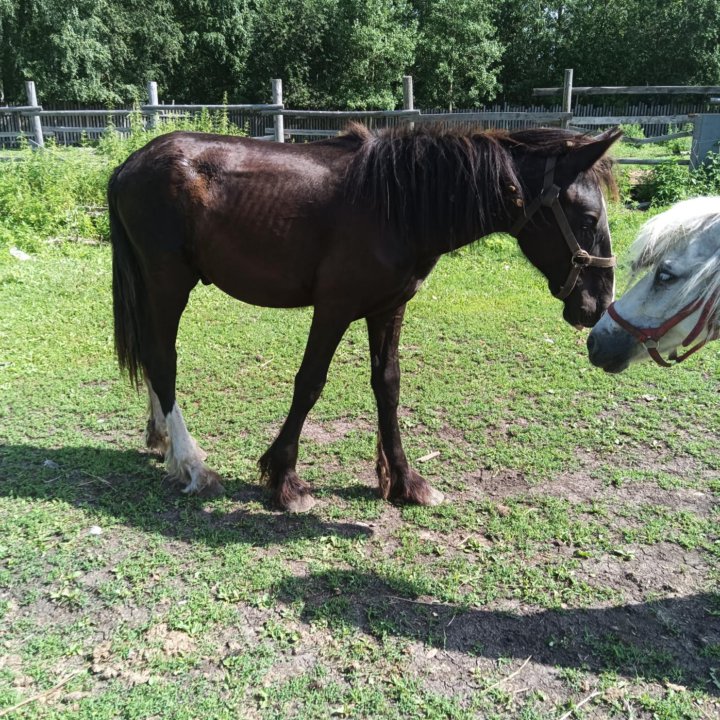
[502,127,618,199]
[630,195,720,317]
[342,123,617,249]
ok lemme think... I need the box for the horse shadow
[278,568,720,695]
[0,443,372,547]
[2,443,718,694]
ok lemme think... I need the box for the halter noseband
[607,292,720,367]
[510,156,616,300]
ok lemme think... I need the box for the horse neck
[408,140,518,258]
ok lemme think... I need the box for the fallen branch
[0,671,83,717]
[557,689,602,720]
[478,656,532,695]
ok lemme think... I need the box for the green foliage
[634,152,720,207]
[635,162,691,207]
[3,1,718,107]
[495,0,720,100]
[0,111,244,251]
[413,0,503,109]
[620,124,644,140]
[245,0,417,109]
[689,150,720,195]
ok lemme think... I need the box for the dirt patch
[455,456,716,518]
[303,417,374,445]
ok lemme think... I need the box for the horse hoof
[145,424,169,457]
[424,487,444,506]
[283,493,317,513]
[176,465,226,498]
[198,475,226,499]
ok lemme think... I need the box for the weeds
[0,107,244,253]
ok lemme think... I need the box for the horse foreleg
[367,305,444,506]
[259,310,349,512]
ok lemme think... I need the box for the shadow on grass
[279,569,720,695]
[0,443,372,546]
[3,444,718,693]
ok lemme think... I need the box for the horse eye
[580,215,598,231]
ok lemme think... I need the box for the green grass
[1,141,719,718]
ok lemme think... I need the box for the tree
[493,0,562,101]
[246,0,416,108]
[412,0,503,109]
[167,0,253,103]
[0,0,182,104]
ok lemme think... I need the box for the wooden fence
[2,75,719,167]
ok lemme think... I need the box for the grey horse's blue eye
[656,266,676,283]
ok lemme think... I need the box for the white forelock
[628,196,720,317]
[630,196,720,269]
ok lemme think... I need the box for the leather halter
[607,292,720,367]
[510,156,616,300]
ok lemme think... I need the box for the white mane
[629,196,720,313]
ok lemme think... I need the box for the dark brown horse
[110,123,621,512]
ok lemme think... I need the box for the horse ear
[558,127,623,181]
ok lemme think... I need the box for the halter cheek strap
[510,156,616,300]
[607,293,720,367]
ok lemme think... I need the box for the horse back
[109,131,373,308]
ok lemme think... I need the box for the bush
[0,108,244,253]
[689,151,720,196]
[632,151,720,207]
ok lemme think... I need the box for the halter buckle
[571,249,592,267]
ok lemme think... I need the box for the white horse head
[587,196,720,373]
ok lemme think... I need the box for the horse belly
[193,218,323,308]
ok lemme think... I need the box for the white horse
[588,196,720,373]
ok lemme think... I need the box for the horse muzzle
[586,322,636,373]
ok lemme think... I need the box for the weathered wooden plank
[274,109,420,118]
[42,126,131,134]
[615,158,690,165]
[286,128,340,136]
[534,86,720,96]
[0,105,41,114]
[142,103,283,112]
[624,131,692,145]
[35,109,133,117]
[571,115,693,125]
[416,111,571,123]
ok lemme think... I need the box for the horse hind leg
[140,271,225,498]
[144,373,169,456]
[163,403,224,497]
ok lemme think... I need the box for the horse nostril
[586,333,597,355]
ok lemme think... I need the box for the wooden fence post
[272,79,284,142]
[24,80,44,148]
[561,69,573,128]
[147,81,159,129]
[403,75,414,129]
[690,114,720,169]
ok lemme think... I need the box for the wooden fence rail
[2,75,719,167]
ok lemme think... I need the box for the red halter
[607,292,720,367]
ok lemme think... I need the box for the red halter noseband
[510,156,616,300]
[607,292,720,367]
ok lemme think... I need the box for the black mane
[342,123,616,249]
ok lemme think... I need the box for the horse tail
[109,167,145,389]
